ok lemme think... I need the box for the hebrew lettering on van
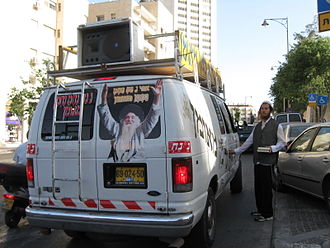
[56,92,95,120]
[189,101,217,156]
[98,80,162,162]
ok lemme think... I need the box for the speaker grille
[81,23,130,65]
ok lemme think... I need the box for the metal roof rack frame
[49,30,223,94]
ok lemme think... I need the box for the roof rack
[49,29,223,94]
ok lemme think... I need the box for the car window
[311,127,330,152]
[276,115,287,124]
[41,89,97,141]
[290,128,317,152]
[219,102,233,133]
[288,114,301,122]
[289,125,311,138]
[210,95,226,134]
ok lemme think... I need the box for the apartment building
[228,104,257,125]
[88,0,173,60]
[161,0,217,63]
[0,0,88,145]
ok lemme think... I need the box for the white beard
[115,122,139,153]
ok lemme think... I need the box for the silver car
[280,122,317,143]
[274,122,330,211]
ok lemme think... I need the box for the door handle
[323,157,329,163]
[297,156,303,161]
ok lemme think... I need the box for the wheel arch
[209,175,218,195]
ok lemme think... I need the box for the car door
[279,127,318,190]
[300,127,330,196]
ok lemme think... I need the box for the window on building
[111,13,116,19]
[97,15,105,21]
[49,1,56,10]
[58,3,61,11]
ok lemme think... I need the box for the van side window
[41,89,97,141]
[210,95,226,134]
[219,103,234,133]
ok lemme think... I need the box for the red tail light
[26,158,35,187]
[4,193,15,199]
[172,157,193,192]
[93,76,117,81]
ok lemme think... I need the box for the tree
[8,60,57,125]
[270,23,330,113]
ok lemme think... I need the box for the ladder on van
[51,82,95,200]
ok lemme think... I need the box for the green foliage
[8,60,57,124]
[270,23,330,113]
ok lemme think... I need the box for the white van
[26,74,242,247]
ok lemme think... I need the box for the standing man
[227,101,285,222]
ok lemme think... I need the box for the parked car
[280,122,317,143]
[273,122,330,212]
[275,112,303,124]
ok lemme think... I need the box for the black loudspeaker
[78,19,144,66]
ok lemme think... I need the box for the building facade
[161,0,217,63]
[88,0,174,61]
[0,0,88,145]
[228,104,257,125]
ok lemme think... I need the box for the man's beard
[261,113,271,121]
[116,122,139,151]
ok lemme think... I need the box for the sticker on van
[97,80,163,162]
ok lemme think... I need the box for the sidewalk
[272,188,330,248]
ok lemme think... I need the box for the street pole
[262,17,289,112]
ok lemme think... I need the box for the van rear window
[41,89,97,141]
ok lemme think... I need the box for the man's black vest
[253,118,279,165]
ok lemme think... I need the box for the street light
[262,17,289,54]
[262,17,289,112]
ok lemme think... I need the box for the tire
[5,210,21,228]
[323,182,330,214]
[64,230,86,239]
[230,161,243,194]
[187,188,216,248]
[271,164,286,192]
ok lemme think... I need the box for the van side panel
[163,80,221,222]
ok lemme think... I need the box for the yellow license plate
[2,198,14,210]
[115,167,145,185]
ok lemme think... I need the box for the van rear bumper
[26,207,194,237]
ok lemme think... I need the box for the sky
[218,0,328,109]
[88,0,328,109]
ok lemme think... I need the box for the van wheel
[230,161,243,194]
[187,188,216,248]
[5,210,21,228]
[64,230,86,239]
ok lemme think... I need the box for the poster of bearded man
[97,79,163,162]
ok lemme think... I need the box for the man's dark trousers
[254,163,273,218]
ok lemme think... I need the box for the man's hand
[225,149,236,154]
[102,84,108,105]
[151,79,163,105]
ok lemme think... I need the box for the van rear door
[95,79,168,214]
[36,86,99,210]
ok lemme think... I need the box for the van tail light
[26,158,35,187]
[172,157,193,192]
[4,193,15,200]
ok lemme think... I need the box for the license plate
[2,198,14,210]
[115,167,145,186]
